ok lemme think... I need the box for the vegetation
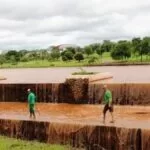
[0,36,150,68]
[74,52,84,62]
[0,136,68,150]
[111,41,131,60]
[72,67,97,75]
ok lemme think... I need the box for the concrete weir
[0,103,149,150]
[0,119,149,150]
[0,80,150,149]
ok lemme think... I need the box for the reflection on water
[0,102,149,129]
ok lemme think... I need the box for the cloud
[0,0,150,50]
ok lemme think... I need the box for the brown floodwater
[1,66,150,83]
[0,102,149,129]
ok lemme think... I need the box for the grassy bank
[0,136,69,150]
[0,52,150,68]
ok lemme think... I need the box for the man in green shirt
[102,85,114,124]
[27,89,36,119]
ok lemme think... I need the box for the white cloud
[0,0,150,50]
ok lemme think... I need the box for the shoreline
[1,62,150,69]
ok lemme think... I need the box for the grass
[0,52,113,68]
[72,67,97,75]
[1,52,150,68]
[0,136,69,150]
[72,72,96,75]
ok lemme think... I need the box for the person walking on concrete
[27,89,36,119]
[102,85,114,124]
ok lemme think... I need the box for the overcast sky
[0,0,150,50]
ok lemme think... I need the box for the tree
[101,40,113,52]
[140,39,150,61]
[76,47,84,53]
[66,47,76,54]
[10,55,17,65]
[88,54,99,64]
[40,50,48,60]
[143,37,150,57]
[84,46,93,56]
[27,51,39,61]
[111,41,131,60]
[61,50,74,61]
[96,46,104,61]
[0,55,6,67]
[20,55,29,62]
[89,43,101,52]
[74,53,84,62]
[5,50,20,62]
[18,50,28,58]
[50,48,60,60]
[132,37,141,59]
[132,37,150,62]
[62,55,68,61]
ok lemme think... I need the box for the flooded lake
[0,66,150,83]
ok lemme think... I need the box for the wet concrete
[0,102,149,129]
[0,102,149,150]
[1,66,150,83]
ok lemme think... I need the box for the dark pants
[29,104,35,113]
[29,104,36,118]
[103,104,113,114]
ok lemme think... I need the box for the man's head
[27,88,31,93]
[102,84,107,91]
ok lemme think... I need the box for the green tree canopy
[5,50,20,62]
[0,55,6,66]
[111,40,131,60]
[84,46,93,56]
[65,47,76,54]
[61,50,74,61]
[74,52,84,62]
[50,48,60,60]
[132,37,141,55]
[101,40,114,52]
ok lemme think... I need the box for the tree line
[0,36,150,66]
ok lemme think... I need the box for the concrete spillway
[0,103,149,150]
[0,83,150,105]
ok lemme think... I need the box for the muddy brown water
[1,66,150,83]
[0,102,149,129]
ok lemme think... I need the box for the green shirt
[103,90,112,104]
[28,92,36,104]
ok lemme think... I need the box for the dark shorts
[29,104,35,113]
[103,104,113,114]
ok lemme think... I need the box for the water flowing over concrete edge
[0,82,150,149]
[0,118,149,150]
[0,83,150,105]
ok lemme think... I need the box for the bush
[62,55,68,61]
[74,53,84,62]
[50,50,60,60]
[88,55,99,64]
[20,56,28,62]
[61,51,74,60]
